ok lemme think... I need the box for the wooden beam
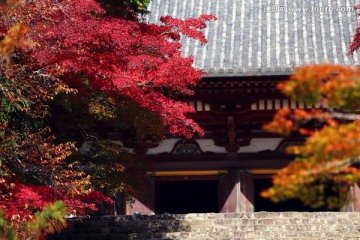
[147,170,228,177]
[247,169,280,175]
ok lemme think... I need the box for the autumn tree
[261,9,360,210]
[0,31,112,239]
[260,3,360,210]
[0,0,215,237]
[261,65,360,209]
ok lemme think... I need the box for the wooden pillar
[353,183,360,211]
[126,176,155,215]
[343,182,360,212]
[239,171,254,212]
[219,169,254,213]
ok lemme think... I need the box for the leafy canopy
[0,0,215,237]
[263,65,360,210]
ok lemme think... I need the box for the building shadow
[47,214,192,240]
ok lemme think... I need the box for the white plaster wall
[238,138,284,153]
[195,139,227,153]
[146,138,181,154]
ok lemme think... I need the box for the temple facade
[125,0,360,214]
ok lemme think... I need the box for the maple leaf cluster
[1,0,215,137]
[348,4,360,55]
[263,65,360,209]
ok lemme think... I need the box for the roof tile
[147,0,360,76]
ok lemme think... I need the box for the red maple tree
[0,0,215,237]
[2,0,215,137]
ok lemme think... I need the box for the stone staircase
[47,212,360,240]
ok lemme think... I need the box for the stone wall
[47,212,360,240]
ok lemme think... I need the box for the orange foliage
[0,23,29,63]
[263,64,360,209]
[277,64,360,107]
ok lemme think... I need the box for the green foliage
[130,0,151,13]
[0,211,17,240]
[76,139,149,202]
[27,201,67,237]
[0,201,66,240]
[0,76,33,131]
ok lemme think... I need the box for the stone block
[224,212,247,219]
[212,219,232,226]
[257,219,275,225]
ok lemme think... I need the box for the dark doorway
[155,180,218,214]
[254,178,333,212]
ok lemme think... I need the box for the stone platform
[47,212,360,240]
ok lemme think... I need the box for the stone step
[47,212,360,240]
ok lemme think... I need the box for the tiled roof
[147,0,360,76]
